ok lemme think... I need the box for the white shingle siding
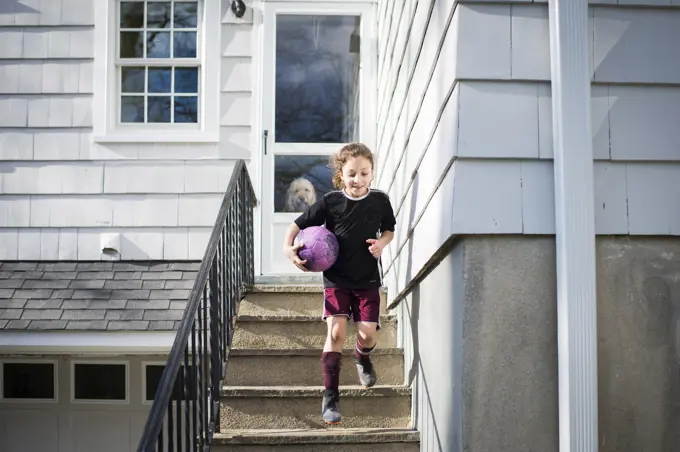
[0,60,93,95]
[0,131,34,160]
[0,198,31,228]
[221,58,252,92]
[377,1,680,300]
[33,131,84,160]
[220,93,251,127]
[0,0,253,260]
[1,163,103,194]
[0,98,29,127]
[4,227,211,261]
[221,24,252,57]
[0,161,238,195]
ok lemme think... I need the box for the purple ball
[294,226,339,272]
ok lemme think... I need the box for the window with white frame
[94,0,219,142]
[143,362,196,403]
[118,0,200,124]
[0,360,57,401]
[72,362,128,403]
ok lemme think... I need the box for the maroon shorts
[323,288,381,329]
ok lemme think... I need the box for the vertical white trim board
[548,1,598,451]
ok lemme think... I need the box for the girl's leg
[354,321,378,387]
[321,315,347,424]
[324,315,348,353]
[355,321,377,350]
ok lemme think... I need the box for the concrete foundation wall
[398,235,680,451]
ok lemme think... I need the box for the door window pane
[275,155,334,212]
[275,15,361,143]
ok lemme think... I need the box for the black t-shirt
[294,189,396,289]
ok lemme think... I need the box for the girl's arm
[378,230,394,247]
[282,222,308,272]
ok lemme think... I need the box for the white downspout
[548,1,598,451]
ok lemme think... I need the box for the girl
[282,142,396,425]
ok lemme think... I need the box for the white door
[259,1,376,276]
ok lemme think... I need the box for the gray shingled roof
[0,261,200,331]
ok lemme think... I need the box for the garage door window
[72,362,128,403]
[144,363,195,403]
[0,361,56,402]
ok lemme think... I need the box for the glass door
[260,2,376,275]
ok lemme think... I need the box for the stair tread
[249,284,324,293]
[236,314,396,322]
[222,385,411,397]
[214,428,419,445]
[229,347,403,356]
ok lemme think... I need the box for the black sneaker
[354,356,377,388]
[322,389,341,424]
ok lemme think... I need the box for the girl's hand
[283,243,309,272]
[366,238,384,258]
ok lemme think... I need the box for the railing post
[209,256,220,434]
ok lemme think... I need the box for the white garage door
[0,356,172,452]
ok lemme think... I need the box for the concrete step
[220,385,411,430]
[213,428,419,451]
[226,348,404,386]
[254,275,323,285]
[231,315,397,349]
[240,285,387,317]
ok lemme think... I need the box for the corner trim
[386,234,458,311]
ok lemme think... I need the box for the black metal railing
[136,160,256,452]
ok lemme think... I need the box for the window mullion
[171,65,175,123]
[144,66,148,123]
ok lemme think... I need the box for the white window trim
[141,360,165,405]
[93,0,220,143]
[71,360,130,404]
[0,358,59,404]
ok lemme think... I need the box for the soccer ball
[294,226,339,272]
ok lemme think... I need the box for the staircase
[213,284,419,451]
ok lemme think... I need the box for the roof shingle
[0,261,200,331]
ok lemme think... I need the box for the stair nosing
[236,314,396,322]
[228,347,403,356]
[249,284,324,293]
[221,385,411,398]
[213,428,419,445]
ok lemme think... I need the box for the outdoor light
[231,0,246,18]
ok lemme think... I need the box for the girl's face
[341,156,374,198]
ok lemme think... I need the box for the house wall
[399,236,680,452]
[0,0,253,261]
[376,1,680,450]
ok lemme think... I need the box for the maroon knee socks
[321,351,342,391]
[355,341,376,362]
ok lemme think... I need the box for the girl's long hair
[329,142,375,189]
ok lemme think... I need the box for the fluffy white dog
[283,177,317,212]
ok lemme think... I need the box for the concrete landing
[213,428,419,451]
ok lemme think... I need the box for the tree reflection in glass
[275,15,361,143]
